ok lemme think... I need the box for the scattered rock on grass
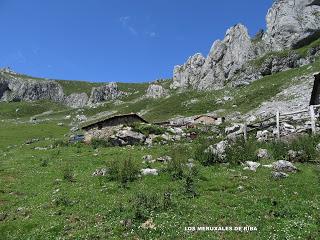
[141,168,158,176]
[156,156,172,163]
[257,148,269,159]
[92,168,108,177]
[141,218,156,229]
[272,171,289,180]
[272,160,297,173]
[142,155,154,163]
[287,150,306,163]
[243,161,261,172]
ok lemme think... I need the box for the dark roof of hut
[81,113,148,130]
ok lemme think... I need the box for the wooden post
[243,122,248,142]
[276,111,280,139]
[310,105,316,135]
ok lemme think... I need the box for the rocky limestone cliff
[0,73,64,102]
[145,84,168,99]
[0,71,125,108]
[172,0,320,91]
[172,24,255,90]
[263,0,320,51]
[64,93,89,108]
[88,82,125,105]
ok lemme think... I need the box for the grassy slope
[0,121,319,239]
[80,56,320,122]
[1,56,319,124]
[1,41,320,239]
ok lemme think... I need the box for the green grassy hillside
[1,41,320,239]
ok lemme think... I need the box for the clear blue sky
[0,0,272,83]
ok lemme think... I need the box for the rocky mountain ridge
[0,69,125,108]
[172,0,320,90]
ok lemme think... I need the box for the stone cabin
[81,113,148,142]
[310,72,320,106]
[193,115,225,126]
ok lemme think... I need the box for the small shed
[81,113,148,142]
[310,72,320,106]
[194,115,225,126]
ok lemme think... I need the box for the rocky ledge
[0,71,125,108]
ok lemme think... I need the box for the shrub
[194,144,223,166]
[131,123,166,136]
[91,138,112,149]
[267,140,289,160]
[54,195,74,207]
[106,157,140,187]
[40,157,49,167]
[131,190,174,221]
[224,139,257,165]
[289,134,320,162]
[132,192,161,221]
[184,174,198,198]
[63,168,76,182]
[53,139,69,148]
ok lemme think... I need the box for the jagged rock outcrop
[145,84,168,99]
[263,0,320,51]
[0,75,64,102]
[0,71,125,108]
[88,82,124,105]
[172,24,255,90]
[172,0,320,91]
[64,93,89,108]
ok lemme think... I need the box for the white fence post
[310,105,316,135]
[276,111,280,139]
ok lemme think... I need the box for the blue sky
[0,0,272,83]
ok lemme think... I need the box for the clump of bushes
[40,157,49,167]
[106,157,140,188]
[165,146,190,180]
[131,123,166,136]
[224,139,258,165]
[287,134,320,162]
[184,173,198,198]
[194,144,223,166]
[91,138,112,149]
[63,168,76,182]
[53,139,69,148]
[267,140,289,160]
[131,190,174,221]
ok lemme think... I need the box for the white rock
[141,168,158,176]
[243,161,261,172]
[272,160,297,173]
[257,148,269,159]
[272,171,289,180]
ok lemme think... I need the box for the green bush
[106,157,140,187]
[91,138,112,149]
[289,134,320,162]
[194,144,223,166]
[184,174,198,198]
[267,140,289,160]
[40,157,49,167]
[53,139,69,148]
[131,190,174,221]
[131,123,166,136]
[63,168,76,182]
[225,139,257,165]
[132,192,161,221]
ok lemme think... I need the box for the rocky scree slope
[172,0,320,90]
